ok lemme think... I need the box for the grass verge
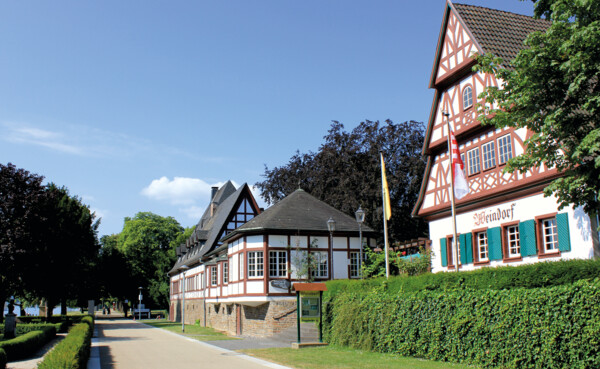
[142,320,238,341]
[241,345,478,369]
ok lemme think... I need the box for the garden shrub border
[37,315,94,369]
[0,326,56,362]
[0,348,6,369]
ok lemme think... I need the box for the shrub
[37,316,94,369]
[0,326,56,361]
[325,258,600,301]
[324,279,600,368]
[0,348,6,369]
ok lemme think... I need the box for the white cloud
[2,122,84,155]
[141,177,225,206]
[180,205,205,220]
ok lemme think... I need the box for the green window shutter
[459,234,467,265]
[519,220,537,256]
[557,212,571,252]
[487,227,503,260]
[465,233,473,264]
[440,238,448,267]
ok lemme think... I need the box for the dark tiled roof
[453,3,550,65]
[222,189,376,242]
[170,181,249,274]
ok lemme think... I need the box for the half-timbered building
[169,187,376,337]
[413,1,599,273]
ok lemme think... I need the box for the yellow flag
[381,153,392,221]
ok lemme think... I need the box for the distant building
[169,185,376,337]
[412,1,599,273]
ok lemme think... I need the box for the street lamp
[138,287,143,321]
[327,217,336,280]
[355,206,365,279]
[179,265,190,332]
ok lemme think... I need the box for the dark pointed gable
[170,182,260,274]
[221,189,376,242]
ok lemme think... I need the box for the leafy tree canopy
[0,163,45,309]
[477,0,600,214]
[117,212,184,308]
[256,120,428,243]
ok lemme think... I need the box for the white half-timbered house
[169,187,376,337]
[413,1,599,273]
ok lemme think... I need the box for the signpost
[292,283,328,348]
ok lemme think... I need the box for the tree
[476,0,600,216]
[97,234,133,304]
[0,163,45,322]
[27,184,100,317]
[117,212,184,308]
[256,120,428,242]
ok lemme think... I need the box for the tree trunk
[0,292,5,324]
[60,297,67,315]
[45,297,54,320]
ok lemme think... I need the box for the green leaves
[476,0,600,214]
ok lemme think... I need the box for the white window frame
[247,251,264,278]
[497,134,513,164]
[269,251,288,278]
[350,252,360,278]
[506,225,520,258]
[311,251,328,278]
[467,147,481,175]
[476,231,489,261]
[239,253,244,281]
[223,262,229,284]
[210,266,218,286]
[482,141,496,170]
[463,85,473,110]
[542,218,559,252]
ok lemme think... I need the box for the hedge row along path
[91,318,290,369]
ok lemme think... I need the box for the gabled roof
[170,181,258,274]
[429,1,550,88]
[221,189,376,242]
[453,3,550,67]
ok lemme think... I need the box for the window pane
[477,232,488,261]
[507,226,520,257]
[463,86,473,110]
[482,141,496,170]
[498,134,513,164]
[543,218,558,251]
[467,148,481,175]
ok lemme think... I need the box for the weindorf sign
[473,203,516,227]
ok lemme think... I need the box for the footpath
[89,316,291,369]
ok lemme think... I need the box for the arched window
[463,86,473,110]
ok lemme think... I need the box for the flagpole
[380,152,390,279]
[444,111,460,272]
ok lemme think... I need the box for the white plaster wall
[269,235,288,248]
[290,235,307,248]
[310,236,328,249]
[246,280,263,294]
[246,235,263,249]
[333,250,348,280]
[429,193,595,273]
[349,237,361,249]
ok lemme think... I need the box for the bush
[0,348,6,369]
[37,316,94,369]
[0,326,56,361]
[324,279,600,368]
[325,258,600,301]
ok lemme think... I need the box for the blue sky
[0,1,536,237]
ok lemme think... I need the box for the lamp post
[355,206,365,279]
[327,217,336,280]
[179,265,189,332]
[138,287,143,321]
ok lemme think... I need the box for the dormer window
[463,86,473,110]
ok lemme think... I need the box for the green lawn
[142,319,238,341]
[241,345,478,369]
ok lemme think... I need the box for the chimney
[211,186,218,201]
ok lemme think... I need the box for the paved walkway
[90,318,291,369]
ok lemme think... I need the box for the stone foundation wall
[170,298,297,338]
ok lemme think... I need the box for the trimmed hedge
[0,326,56,361]
[17,315,85,325]
[37,316,94,369]
[324,279,600,368]
[0,322,70,336]
[325,258,600,299]
[0,348,6,369]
